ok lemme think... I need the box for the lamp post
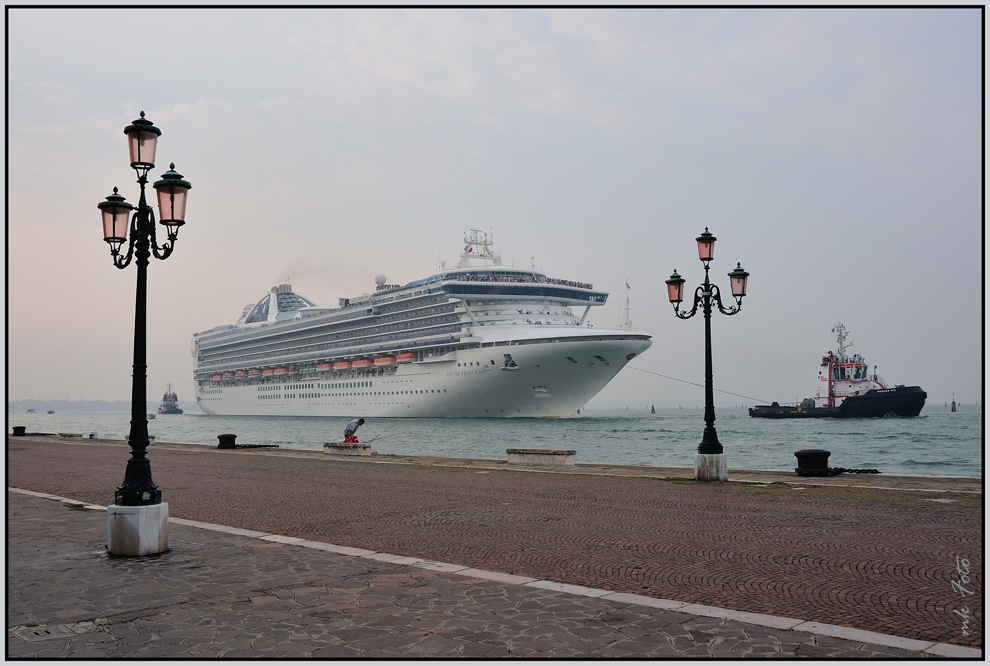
[98,111,191,555]
[665,228,748,481]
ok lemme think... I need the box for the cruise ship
[192,230,652,417]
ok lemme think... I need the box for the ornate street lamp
[99,111,190,555]
[666,228,749,481]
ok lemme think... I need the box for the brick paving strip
[7,436,983,657]
[7,492,977,659]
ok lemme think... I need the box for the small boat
[249,368,261,378]
[374,356,397,368]
[158,382,184,415]
[26,409,35,413]
[750,323,926,419]
[650,402,656,415]
[351,359,373,371]
[396,352,416,364]
[47,409,55,414]
[333,360,352,370]
[274,367,289,376]
[148,413,156,419]
[316,363,333,373]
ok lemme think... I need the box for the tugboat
[158,383,184,415]
[749,323,926,418]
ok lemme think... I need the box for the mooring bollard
[12,426,26,436]
[217,433,237,449]
[794,448,830,476]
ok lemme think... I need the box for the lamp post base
[695,453,727,482]
[107,503,169,556]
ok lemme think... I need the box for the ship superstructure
[815,323,886,408]
[192,230,652,417]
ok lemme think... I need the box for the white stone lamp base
[107,503,170,556]
[695,453,728,482]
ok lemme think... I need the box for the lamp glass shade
[728,263,749,297]
[128,131,158,168]
[97,188,133,243]
[665,271,685,303]
[102,207,129,242]
[153,164,192,226]
[156,183,188,223]
[123,112,161,169]
[696,228,716,262]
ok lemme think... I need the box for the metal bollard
[217,433,237,449]
[794,449,831,476]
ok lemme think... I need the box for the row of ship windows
[261,383,315,391]
[207,307,457,358]
[259,381,374,393]
[258,389,450,400]
[208,351,613,384]
[201,299,568,361]
[376,294,447,314]
[201,324,462,366]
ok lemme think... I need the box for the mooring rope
[627,365,771,404]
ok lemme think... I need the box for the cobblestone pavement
[7,492,962,658]
[7,437,983,650]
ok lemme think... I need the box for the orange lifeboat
[333,360,352,370]
[396,352,416,364]
[222,371,233,379]
[248,369,261,377]
[351,359,373,371]
[212,373,223,380]
[374,356,398,368]
[316,362,333,372]
[262,369,275,377]
[274,367,289,375]
[235,370,247,377]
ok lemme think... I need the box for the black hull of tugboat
[158,407,183,415]
[749,386,927,419]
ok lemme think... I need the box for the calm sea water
[9,405,982,477]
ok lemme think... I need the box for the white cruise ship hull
[196,334,650,418]
[194,233,652,418]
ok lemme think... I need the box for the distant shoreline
[7,399,201,413]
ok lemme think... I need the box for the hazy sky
[7,8,982,409]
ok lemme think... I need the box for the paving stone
[7,473,981,659]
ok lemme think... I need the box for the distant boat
[750,323,926,419]
[158,383,184,415]
[650,402,656,414]
[148,413,156,420]
[26,409,35,413]
[46,409,55,414]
